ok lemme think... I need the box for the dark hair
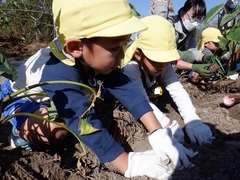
[81,37,99,51]
[179,0,206,19]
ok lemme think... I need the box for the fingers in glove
[186,130,197,143]
[185,120,215,145]
[170,120,185,144]
[201,70,212,78]
[194,131,204,145]
[194,125,215,145]
[178,144,198,167]
[149,129,189,171]
[175,150,192,170]
[188,129,208,145]
[199,133,215,145]
[156,149,170,166]
[125,151,172,179]
[207,136,216,143]
[202,128,215,144]
[181,146,199,158]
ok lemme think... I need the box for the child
[198,27,223,58]
[123,15,214,146]
[0,0,197,179]
[198,27,239,80]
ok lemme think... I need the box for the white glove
[125,150,172,180]
[169,120,185,144]
[148,128,198,171]
[185,120,215,145]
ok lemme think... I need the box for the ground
[0,42,240,180]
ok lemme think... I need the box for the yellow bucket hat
[49,0,147,66]
[123,15,180,64]
[198,27,223,51]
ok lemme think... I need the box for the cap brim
[86,16,147,38]
[142,48,180,63]
[212,39,220,43]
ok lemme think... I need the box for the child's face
[141,56,169,77]
[82,36,129,74]
[204,41,219,53]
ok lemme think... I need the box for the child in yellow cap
[123,15,214,147]
[198,27,223,60]
[0,0,198,179]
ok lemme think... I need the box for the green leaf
[211,55,226,75]
[204,4,225,24]
[79,115,100,136]
[218,36,230,51]
[227,26,240,42]
[220,6,240,26]
[0,53,18,81]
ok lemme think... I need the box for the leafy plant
[0,53,18,80]
[204,3,240,74]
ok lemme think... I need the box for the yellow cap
[49,0,147,66]
[123,15,180,64]
[198,27,223,51]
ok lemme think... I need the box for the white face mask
[182,19,199,32]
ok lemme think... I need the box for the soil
[0,42,240,180]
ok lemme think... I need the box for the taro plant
[0,79,101,153]
[0,53,18,81]
[204,2,240,84]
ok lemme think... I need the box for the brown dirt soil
[0,42,240,180]
[0,41,47,61]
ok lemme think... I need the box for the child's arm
[98,69,198,171]
[110,152,128,173]
[139,111,162,132]
[175,59,212,78]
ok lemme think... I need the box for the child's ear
[134,49,143,61]
[65,38,83,58]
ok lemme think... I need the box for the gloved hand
[192,64,212,78]
[148,128,198,171]
[169,120,185,144]
[125,150,172,180]
[185,120,215,145]
[154,112,184,143]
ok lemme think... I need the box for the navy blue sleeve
[40,57,123,163]
[96,68,152,120]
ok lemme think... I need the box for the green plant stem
[1,80,96,103]
[0,80,97,153]
[1,112,86,153]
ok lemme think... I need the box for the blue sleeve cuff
[130,99,152,120]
